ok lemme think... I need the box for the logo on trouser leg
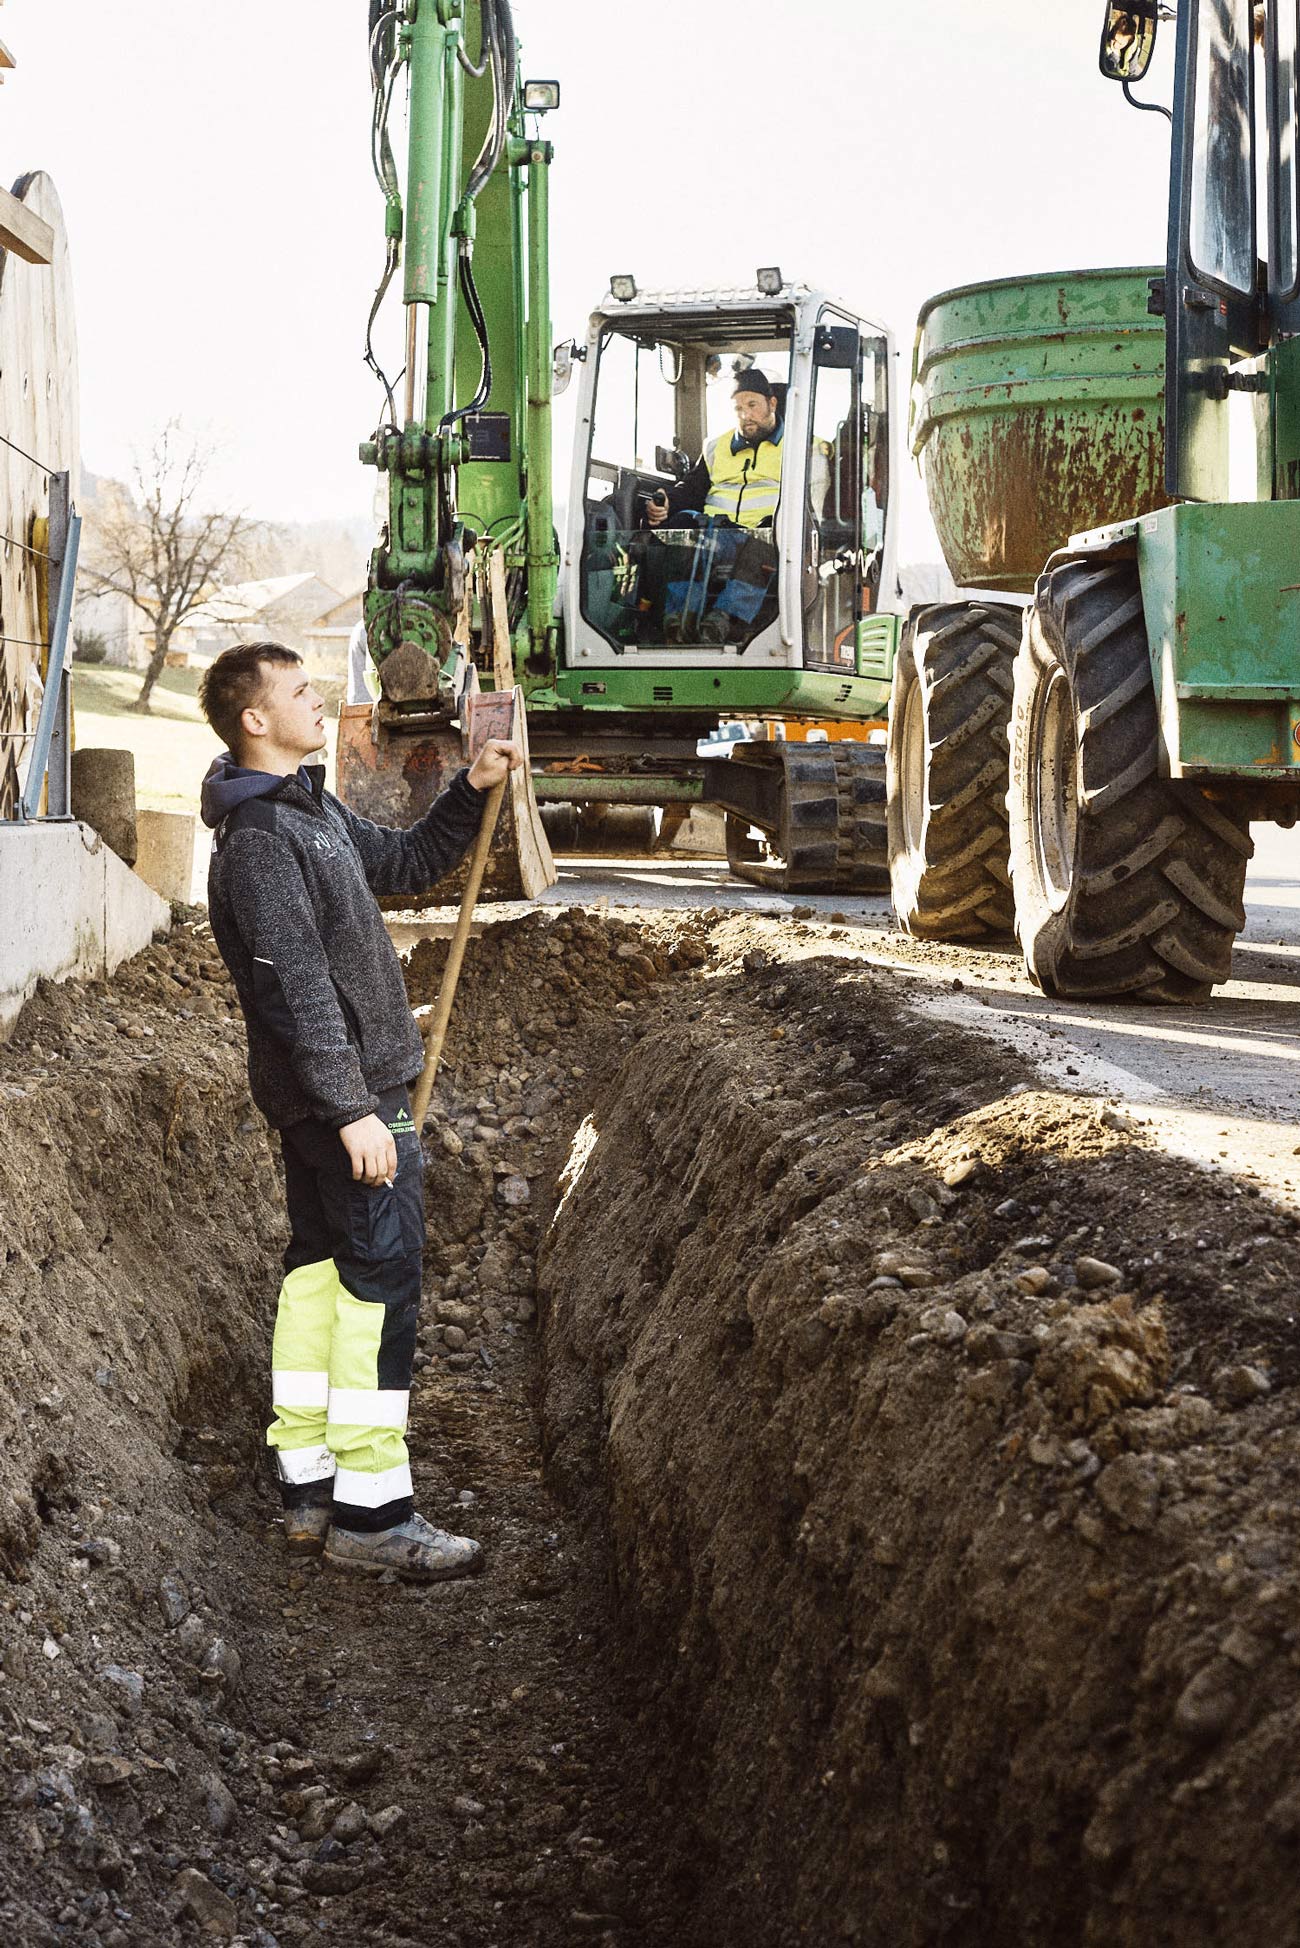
[387,1109,417,1137]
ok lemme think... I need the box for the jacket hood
[200,753,317,829]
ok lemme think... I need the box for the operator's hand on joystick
[646,489,670,528]
[467,738,523,792]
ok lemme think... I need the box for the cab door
[803,313,861,668]
[1167,0,1261,500]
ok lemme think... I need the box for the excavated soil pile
[540,917,1300,1948]
[3,901,1300,1948]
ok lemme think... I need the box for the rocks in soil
[1074,1255,1123,1289]
[157,1572,190,1628]
[330,1800,368,1843]
[203,1771,238,1834]
[1214,1362,1272,1406]
[369,1803,407,1839]
[336,1747,386,1788]
[1093,1453,1163,1532]
[1173,1659,1243,1742]
[98,1666,144,1714]
[200,1636,242,1692]
[169,1866,237,1935]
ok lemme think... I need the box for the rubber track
[726,742,888,894]
[888,603,1019,940]
[1009,556,1253,1003]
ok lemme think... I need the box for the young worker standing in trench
[197,640,521,1583]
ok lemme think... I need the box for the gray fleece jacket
[200,754,484,1130]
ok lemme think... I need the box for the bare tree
[83,422,261,712]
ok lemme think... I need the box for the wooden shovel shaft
[411,776,506,1128]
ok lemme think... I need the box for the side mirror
[552,338,586,398]
[1099,3,1158,82]
[654,443,690,480]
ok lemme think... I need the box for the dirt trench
[1,906,1299,1946]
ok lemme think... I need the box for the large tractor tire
[887,602,1019,940]
[1008,555,1252,1003]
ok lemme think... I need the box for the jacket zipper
[735,451,754,526]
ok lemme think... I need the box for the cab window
[1275,0,1298,294]
[803,315,861,670]
[1189,0,1256,294]
[580,319,793,652]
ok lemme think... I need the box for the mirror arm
[1122,77,1173,121]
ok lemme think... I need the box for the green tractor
[891,0,1292,1004]
[340,0,901,899]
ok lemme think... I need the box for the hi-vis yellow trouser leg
[266,1258,338,1492]
[325,1285,413,1527]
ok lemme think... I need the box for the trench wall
[539,956,1300,1948]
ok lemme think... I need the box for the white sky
[1,0,1179,557]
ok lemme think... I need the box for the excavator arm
[339,0,556,902]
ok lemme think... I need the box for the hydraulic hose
[441,248,493,430]
[444,0,514,432]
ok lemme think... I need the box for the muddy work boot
[324,1512,484,1584]
[282,1495,332,1558]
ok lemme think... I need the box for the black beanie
[733,368,776,399]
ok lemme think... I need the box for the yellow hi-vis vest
[702,425,784,529]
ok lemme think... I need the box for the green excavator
[338,0,901,898]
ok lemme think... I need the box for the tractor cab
[562,281,897,678]
[1100,0,1287,501]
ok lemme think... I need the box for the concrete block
[0,822,169,1038]
[71,746,137,866]
[136,810,197,903]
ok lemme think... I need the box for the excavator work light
[524,79,561,111]
[610,274,638,303]
[756,266,783,296]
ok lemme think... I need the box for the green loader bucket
[912,266,1167,593]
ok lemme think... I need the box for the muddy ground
[1,904,1299,1946]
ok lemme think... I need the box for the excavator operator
[642,369,784,645]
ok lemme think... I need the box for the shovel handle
[411,777,506,1130]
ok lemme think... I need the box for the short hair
[199,640,302,758]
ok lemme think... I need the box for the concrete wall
[0,822,170,1038]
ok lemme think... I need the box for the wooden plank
[0,185,53,265]
[487,548,513,692]
[0,38,15,69]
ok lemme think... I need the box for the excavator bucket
[336,685,556,909]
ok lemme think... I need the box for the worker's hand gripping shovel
[411,688,523,1130]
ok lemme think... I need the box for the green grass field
[73,665,336,815]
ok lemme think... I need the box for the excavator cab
[565,284,897,680]
[578,320,792,654]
